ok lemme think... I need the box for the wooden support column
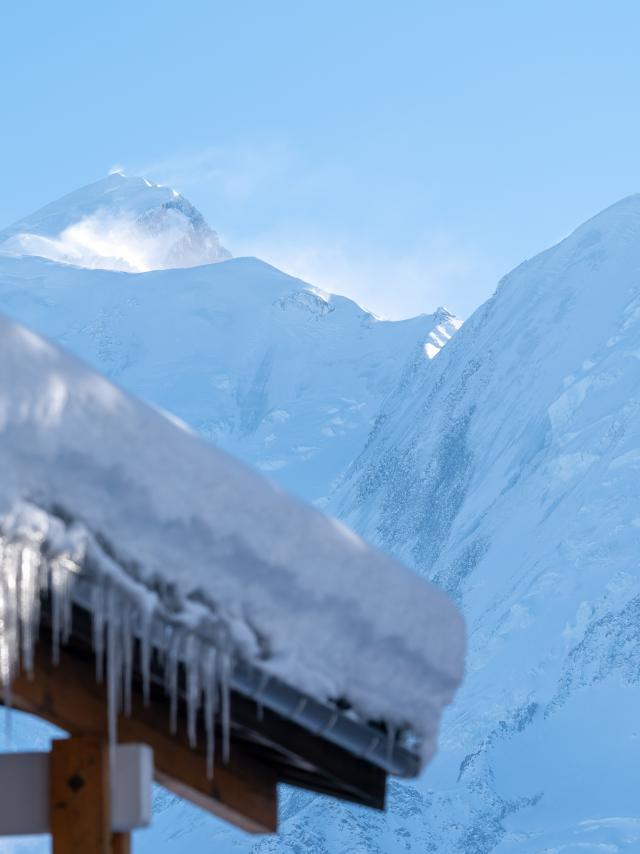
[112,833,132,854]
[50,736,111,854]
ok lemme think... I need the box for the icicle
[91,581,106,682]
[166,629,181,735]
[61,565,73,646]
[18,546,41,679]
[202,646,217,778]
[220,650,231,764]
[185,634,201,749]
[139,609,152,706]
[106,587,122,765]
[50,558,72,666]
[0,542,20,689]
[122,602,134,717]
[0,539,19,733]
[0,507,245,782]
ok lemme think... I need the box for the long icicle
[185,633,200,749]
[203,646,218,778]
[91,580,106,683]
[106,586,122,768]
[18,545,41,680]
[220,649,231,765]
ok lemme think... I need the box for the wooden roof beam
[1,642,278,835]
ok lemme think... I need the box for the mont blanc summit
[0,172,231,272]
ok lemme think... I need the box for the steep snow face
[331,193,640,849]
[0,253,451,503]
[0,173,230,272]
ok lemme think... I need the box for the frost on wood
[0,502,233,776]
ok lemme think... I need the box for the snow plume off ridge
[0,172,231,272]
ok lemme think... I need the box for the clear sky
[2,0,640,319]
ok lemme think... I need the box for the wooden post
[50,736,111,854]
[112,833,132,854]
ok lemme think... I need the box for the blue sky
[2,0,640,318]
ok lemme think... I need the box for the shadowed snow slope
[329,193,640,850]
[0,252,456,503]
[0,172,230,272]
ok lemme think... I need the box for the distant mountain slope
[0,191,457,504]
[329,193,640,849]
[0,172,230,271]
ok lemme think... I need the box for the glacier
[1,178,639,852]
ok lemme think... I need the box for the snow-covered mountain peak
[424,306,463,358]
[516,191,640,276]
[0,172,231,272]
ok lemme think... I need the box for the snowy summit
[0,172,231,272]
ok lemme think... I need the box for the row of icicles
[0,532,233,778]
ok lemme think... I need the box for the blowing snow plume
[0,172,231,272]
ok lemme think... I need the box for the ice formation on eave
[0,313,465,772]
[0,501,231,775]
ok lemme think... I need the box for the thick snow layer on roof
[0,312,464,766]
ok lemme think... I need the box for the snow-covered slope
[328,193,640,850]
[0,252,454,503]
[0,173,230,272]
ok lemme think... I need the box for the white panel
[112,743,154,832]
[0,744,154,836]
[0,752,49,836]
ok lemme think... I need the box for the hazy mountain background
[1,176,638,853]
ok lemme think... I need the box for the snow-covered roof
[0,312,464,770]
